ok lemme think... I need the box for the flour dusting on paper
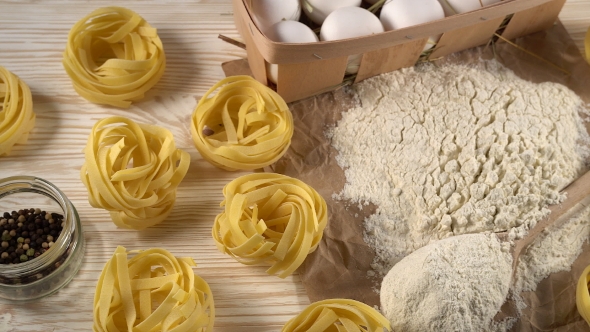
[327,60,590,275]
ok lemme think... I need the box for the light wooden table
[0,1,588,331]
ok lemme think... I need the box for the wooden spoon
[510,170,590,277]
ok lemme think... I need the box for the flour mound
[327,60,590,275]
[380,233,512,332]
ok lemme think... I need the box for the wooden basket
[232,0,566,103]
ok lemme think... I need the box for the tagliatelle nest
[213,173,327,278]
[63,7,166,108]
[81,116,190,230]
[0,66,35,156]
[93,246,214,332]
[281,299,392,332]
[190,75,293,171]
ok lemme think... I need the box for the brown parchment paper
[224,21,590,331]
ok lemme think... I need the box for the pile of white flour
[327,60,590,276]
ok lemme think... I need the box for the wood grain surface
[0,1,589,331]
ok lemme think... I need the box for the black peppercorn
[0,208,65,266]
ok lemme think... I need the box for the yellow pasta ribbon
[0,66,35,156]
[585,25,590,65]
[213,173,327,278]
[281,299,392,332]
[93,246,214,332]
[81,116,190,230]
[576,264,590,327]
[63,7,166,108]
[191,76,293,171]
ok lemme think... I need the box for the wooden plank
[0,1,310,331]
[502,0,568,40]
[354,38,427,84]
[430,17,505,59]
[276,57,348,103]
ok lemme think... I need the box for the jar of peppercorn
[0,176,85,301]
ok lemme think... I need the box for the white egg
[380,0,445,51]
[437,0,502,16]
[251,0,301,32]
[264,21,319,84]
[302,0,362,25]
[320,7,384,75]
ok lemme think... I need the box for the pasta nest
[81,117,190,230]
[577,264,590,326]
[191,76,293,171]
[0,66,35,156]
[93,246,214,332]
[281,299,391,332]
[63,7,166,108]
[213,173,327,278]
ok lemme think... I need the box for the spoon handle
[512,170,590,277]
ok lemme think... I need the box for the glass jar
[0,176,85,301]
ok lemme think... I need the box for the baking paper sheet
[223,21,590,331]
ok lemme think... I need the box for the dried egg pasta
[281,299,392,332]
[577,264,590,327]
[63,7,165,108]
[585,26,590,65]
[93,246,214,332]
[0,66,35,156]
[81,116,189,230]
[191,76,293,171]
[213,173,327,278]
